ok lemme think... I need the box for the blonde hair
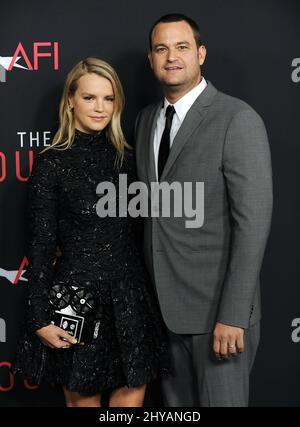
[43,57,130,163]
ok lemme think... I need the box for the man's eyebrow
[153,41,191,48]
[153,43,167,48]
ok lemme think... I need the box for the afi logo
[0,257,28,285]
[0,42,59,82]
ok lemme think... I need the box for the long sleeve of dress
[25,151,59,333]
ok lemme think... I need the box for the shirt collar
[163,77,207,122]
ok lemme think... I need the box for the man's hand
[36,324,77,349]
[213,322,244,359]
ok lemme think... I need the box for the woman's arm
[25,151,59,333]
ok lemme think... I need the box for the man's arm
[214,108,273,357]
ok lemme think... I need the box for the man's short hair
[149,13,203,50]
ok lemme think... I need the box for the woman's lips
[90,116,107,121]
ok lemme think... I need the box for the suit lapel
[160,81,218,181]
[146,102,162,186]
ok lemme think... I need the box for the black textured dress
[13,129,169,396]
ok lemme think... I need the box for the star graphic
[0,56,28,70]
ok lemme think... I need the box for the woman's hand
[36,324,77,349]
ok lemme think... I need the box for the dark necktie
[158,105,175,181]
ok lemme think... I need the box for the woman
[13,58,169,407]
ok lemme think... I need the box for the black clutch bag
[49,284,100,343]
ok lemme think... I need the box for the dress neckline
[74,128,106,145]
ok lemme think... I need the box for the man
[134,14,272,406]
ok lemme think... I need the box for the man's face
[148,21,206,97]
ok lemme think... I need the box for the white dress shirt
[153,77,207,180]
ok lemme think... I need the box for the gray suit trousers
[161,322,260,407]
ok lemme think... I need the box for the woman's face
[69,73,115,134]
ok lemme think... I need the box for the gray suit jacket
[135,81,273,334]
